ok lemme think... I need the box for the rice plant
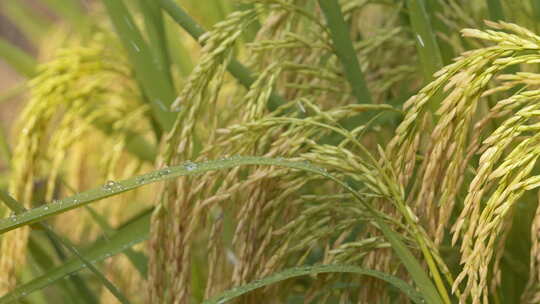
[2,0,540,303]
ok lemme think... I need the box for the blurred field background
[0,0,76,173]
[0,8,30,172]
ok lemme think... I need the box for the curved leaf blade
[0,156,441,303]
[0,211,151,304]
[0,157,328,234]
[203,264,423,304]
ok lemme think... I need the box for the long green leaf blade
[101,0,176,132]
[0,191,131,304]
[0,156,441,303]
[317,0,372,105]
[136,0,174,88]
[406,0,444,114]
[84,206,148,278]
[406,0,443,82]
[203,264,423,304]
[0,38,36,77]
[0,211,151,304]
[0,157,327,233]
[487,0,505,21]
[0,127,10,169]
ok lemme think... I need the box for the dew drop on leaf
[296,101,306,113]
[184,161,197,171]
[103,180,119,191]
[131,41,140,52]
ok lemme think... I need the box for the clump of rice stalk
[0,30,153,297]
[390,20,540,303]
[246,0,418,106]
[147,1,450,303]
[148,6,263,303]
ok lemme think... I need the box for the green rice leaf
[406,0,443,82]
[0,156,441,303]
[164,14,195,77]
[487,0,505,21]
[406,0,444,113]
[0,126,10,168]
[84,206,148,278]
[317,0,372,105]
[0,209,151,304]
[101,0,176,132]
[2,1,51,42]
[203,264,424,304]
[0,191,131,304]
[136,0,174,89]
[0,38,36,77]
[532,0,540,21]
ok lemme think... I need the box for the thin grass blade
[533,0,540,21]
[0,210,151,304]
[406,0,443,81]
[164,15,195,77]
[101,0,176,132]
[84,206,148,277]
[0,156,442,303]
[0,38,36,77]
[2,1,51,42]
[487,0,505,21]
[406,0,444,113]
[0,127,10,168]
[203,264,423,304]
[136,0,174,88]
[317,0,372,105]
[0,191,131,304]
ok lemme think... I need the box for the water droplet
[171,97,182,112]
[417,34,425,47]
[217,297,227,304]
[131,41,140,52]
[297,101,306,113]
[183,161,197,171]
[158,168,171,177]
[103,180,119,191]
[156,99,168,111]
[124,16,134,29]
